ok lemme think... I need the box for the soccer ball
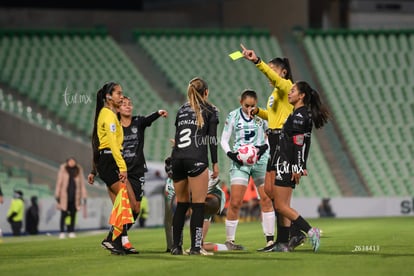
[237,144,258,166]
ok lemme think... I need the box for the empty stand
[0,29,177,164]
[303,30,414,196]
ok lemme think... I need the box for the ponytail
[188,77,209,128]
[269,57,293,82]
[295,81,329,129]
[91,82,118,167]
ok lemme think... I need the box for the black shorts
[266,130,281,172]
[171,159,208,181]
[128,173,144,201]
[97,151,120,187]
[275,172,296,189]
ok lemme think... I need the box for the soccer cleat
[288,234,306,251]
[123,247,139,254]
[59,232,66,239]
[188,248,201,255]
[308,227,321,252]
[101,239,125,255]
[271,243,290,252]
[257,240,275,252]
[123,243,139,255]
[200,248,214,256]
[186,248,214,256]
[101,239,111,249]
[225,241,245,251]
[171,246,184,255]
[68,232,76,238]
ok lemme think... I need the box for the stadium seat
[0,29,178,156]
[303,30,414,196]
[136,29,339,197]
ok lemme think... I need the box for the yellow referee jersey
[255,60,294,129]
[97,107,127,172]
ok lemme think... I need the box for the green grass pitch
[1,217,413,275]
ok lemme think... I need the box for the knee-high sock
[164,197,174,250]
[225,219,239,242]
[126,212,139,231]
[277,226,290,243]
[292,216,312,234]
[190,203,205,250]
[172,202,190,247]
[121,225,131,246]
[275,212,289,243]
[261,211,275,242]
[106,226,114,241]
[290,221,304,238]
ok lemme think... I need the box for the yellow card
[229,51,244,60]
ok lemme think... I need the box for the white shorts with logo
[229,153,268,186]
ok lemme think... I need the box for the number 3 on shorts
[177,128,191,148]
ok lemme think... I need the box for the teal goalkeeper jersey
[221,108,268,153]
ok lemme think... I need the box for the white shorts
[229,158,266,186]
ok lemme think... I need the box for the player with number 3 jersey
[170,77,219,255]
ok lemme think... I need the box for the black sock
[290,222,304,238]
[172,202,190,248]
[122,224,128,238]
[266,235,274,243]
[190,202,205,251]
[276,226,290,243]
[126,212,139,230]
[275,212,285,243]
[113,234,122,248]
[292,216,312,233]
[106,226,113,241]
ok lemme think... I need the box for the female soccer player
[88,82,139,255]
[241,45,306,251]
[272,81,329,252]
[221,89,272,250]
[118,96,167,252]
[164,156,227,255]
[170,77,219,255]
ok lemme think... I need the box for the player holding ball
[220,89,274,251]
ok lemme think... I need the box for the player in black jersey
[271,81,329,252]
[170,77,219,255]
[118,96,168,253]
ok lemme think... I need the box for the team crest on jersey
[109,123,116,132]
[293,134,304,146]
[131,126,138,134]
[254,117,263,127]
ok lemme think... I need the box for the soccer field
[1,217,413,276]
